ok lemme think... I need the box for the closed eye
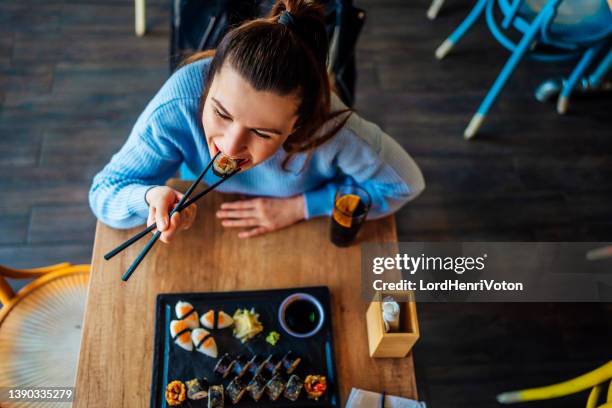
[214,108,231,121]
[252,129,272,139]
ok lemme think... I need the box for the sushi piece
[175,300,199,329]
[169,319,193,351]
[186,377,209,400]
[265,373,285,401]
[191,328,218,358]
[246,373,267,402]
[226,377,247,404]
[247,355,265,376]
[284,374,304,402]
[165,380,186,406]
[214,353,236,378]
[231,355,252,379]
[201,310,234,330]
[262,354,282,375]
[208,384,224,408]
[304,375,327,400]
[213,153,240,177]
[281,351,301,374]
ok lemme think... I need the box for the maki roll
[192,328,218,358]
[284,374,304,402]
[246,373,267,402]
[304,375,327,400]
[169,320,193,351]
[281,351,301,374]
[247,355,265,376]
[226,377,247,404]
[265,373,285,401]
[208,385,224,408]
[231,355,252,378]
[212,154,240,177]
[175,300,199,329]
[262,354,282,375]
[214,353,236,378]
[186,377,209,400]
[201,310,234,330]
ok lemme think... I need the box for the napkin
[345,388,427,408]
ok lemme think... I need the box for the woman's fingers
[216,209,256,219]
[238,227,267,239]
[220,200,257,210]
[160,212,181,244]
[221,218,259,228]
[182,204,197,230]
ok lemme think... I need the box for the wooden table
[75,180,418,407]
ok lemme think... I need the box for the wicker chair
[0,263,90,404]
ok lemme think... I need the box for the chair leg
[586,48,612,89]
[135,0,146,37]
[435,0,488,60]
[464,0,560,139]
[427,0,446,20]
[557,45,602,114]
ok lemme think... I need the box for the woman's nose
[221,125,249,156]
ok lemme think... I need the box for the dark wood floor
[0,0,610,407]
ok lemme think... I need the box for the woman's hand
[145,186,198,244]
[216,195,305,238]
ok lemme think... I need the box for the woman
[89,0,425,243]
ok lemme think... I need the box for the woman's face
[202,62,300,171]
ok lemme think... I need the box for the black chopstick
[120,167,241,282]
[380,391,386,408]
[105,152,221,261]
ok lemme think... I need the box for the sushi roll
[284,374,304,402]
[226,377,247,404]
[201,310,234,330]
[247,355,265,376]
[208,385,224,408]
[231,355,252,379]
[191,328,218,358]
[262,354,282,375]
[186,377,209,400]
[265,373,285,401]
[175,300,199,329]
[214,353,236,379]
[281,351,301,374]
[169,320,193,351]
[212,154,240,177]
[246,373,267,402]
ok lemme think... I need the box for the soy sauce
[285,300,320,334]
[330,201,367,247]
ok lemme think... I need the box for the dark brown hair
[181,0,351,169]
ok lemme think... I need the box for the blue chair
[434,0,612,139]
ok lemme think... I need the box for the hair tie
[278,10,296,30]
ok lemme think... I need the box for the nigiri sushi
[175,300,199,329]
[170,320,193,351]
[186,377,209,400]
[227,377,247,404]
[265,373,285,401]
[281,351,301,374]
[201,310,234,330]
[191,328,218,358]
[247,374,267,402]
[208,385,224,408]
[284,374,304,402]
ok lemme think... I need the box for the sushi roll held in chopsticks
[175,301,199,329]
[201,310,234,330]
[169,320,193,351]
[191,328,218,358]
[212,153,240,177]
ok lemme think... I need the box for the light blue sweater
[89,58,425,229]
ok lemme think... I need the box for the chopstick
[120,167,240,282]
[104,151,221,261]
[380,391,386,408]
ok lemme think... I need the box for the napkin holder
[365,291,419,358]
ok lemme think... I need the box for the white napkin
[345,388,427,408]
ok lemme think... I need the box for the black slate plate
[150,286,339,408]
